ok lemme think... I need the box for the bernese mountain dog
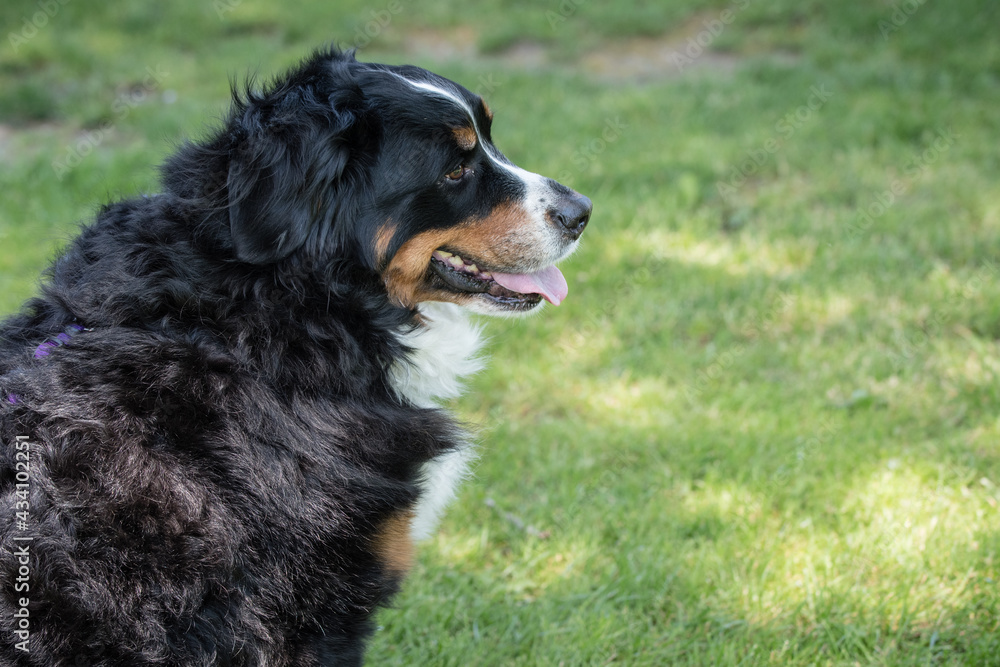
[0,47,590,664]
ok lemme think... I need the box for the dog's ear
[226,92,357,264]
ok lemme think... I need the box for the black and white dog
[0,47,590,664]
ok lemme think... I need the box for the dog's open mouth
[429,250,568,308]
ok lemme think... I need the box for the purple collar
[33,323,88,359]
[35,324,90,359]
[6,323,90,405]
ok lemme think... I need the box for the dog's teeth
[448,256,464,268]
[436,250,453,259]
[480,271,492,280]
[467,263,478,273]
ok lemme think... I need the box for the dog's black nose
[552,192,592,240]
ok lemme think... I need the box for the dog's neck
[388,302,485,409]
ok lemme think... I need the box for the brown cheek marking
[375,220,397,267]
[382,202,533,308]
[383,228,454,308]
[453,126,477,151]
[373,511,415,574]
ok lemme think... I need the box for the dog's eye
[444,165,470,181]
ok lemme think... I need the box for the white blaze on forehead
[386,73,550,194]
[385,71,572,265]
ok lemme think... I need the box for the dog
[0,47,590,664]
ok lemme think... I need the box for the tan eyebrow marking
[452,125,477,151]
[481,98,493,121]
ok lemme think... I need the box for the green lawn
[2,0,999,664]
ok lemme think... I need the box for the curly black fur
[0,48,473,665]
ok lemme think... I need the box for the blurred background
[1,0,998,664]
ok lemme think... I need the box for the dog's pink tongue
[491,265,568,306]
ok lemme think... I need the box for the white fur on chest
[389,302,485,540]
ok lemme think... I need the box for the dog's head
[203,48,591,315]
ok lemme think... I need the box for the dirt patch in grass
[390,15,797,83]
[400,26,480,61]
[577,35,741,83]
[0,122,51,160]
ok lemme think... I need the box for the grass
[2,0,999,664]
